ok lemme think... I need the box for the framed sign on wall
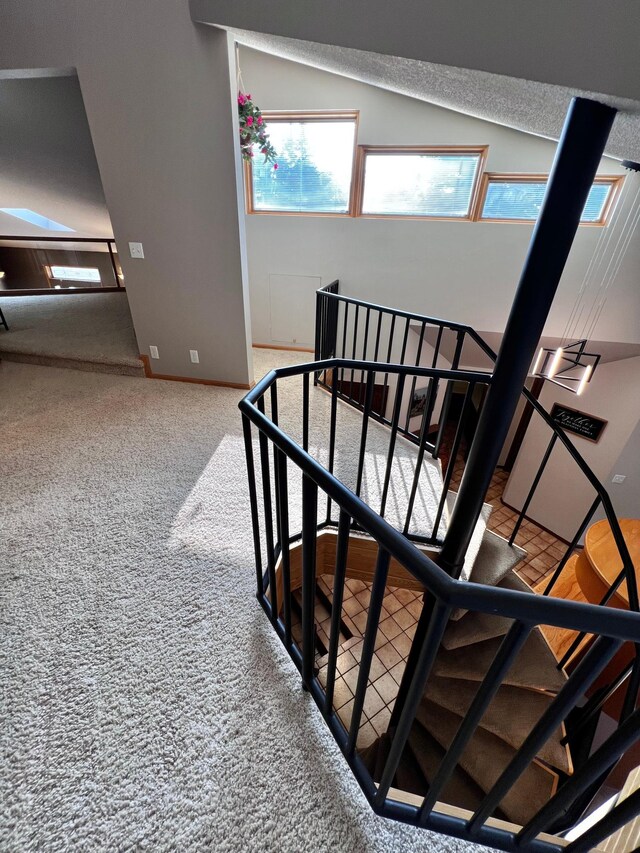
[550,403,608,443]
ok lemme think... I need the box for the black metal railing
[0,235,122,293]
[240,357,640,853]
[314,285,638,619]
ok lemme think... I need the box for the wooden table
[583,518,640,607]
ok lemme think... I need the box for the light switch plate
[149,345,159,359]
[129,241,144,259]
[612,474,626,484]
[190,350,199,364]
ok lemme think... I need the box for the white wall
[503,356,640,540]
[0,3,253,385]
[240,48,637,351]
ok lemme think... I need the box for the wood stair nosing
[417,700,559,827]
[423,676,571,773]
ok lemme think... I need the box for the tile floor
[303,466,573,749]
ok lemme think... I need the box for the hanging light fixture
[531,339,600,395]
[531,159,640,395]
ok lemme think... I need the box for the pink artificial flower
[273,163,279,170]
[238,94,246,105]
[257,116,263,126]
[247,94,252,100]
[261,147,267,154]
[246,116,253,127]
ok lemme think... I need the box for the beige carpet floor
[0,354,487,853]
[0,292,143,376]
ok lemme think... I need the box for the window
[46,265,101,283]
[478,174,624,224]
[0,208,75,232]
[246,112,358,215]
[357,146,487,219]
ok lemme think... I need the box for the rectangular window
[46,265,101,283]
[478,174,624,224]
[247,111,358,215]
[357,146,487,219]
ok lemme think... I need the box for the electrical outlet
[612,474,626,484]
[190,349,199,364]
[129,241,144,259]
[149,345,159,359]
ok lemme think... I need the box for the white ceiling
[0,74,113,239]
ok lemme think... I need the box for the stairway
[307,527,572,827]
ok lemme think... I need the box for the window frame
[244,110,360,217]
[474,172,625,225]
[354,144,489,222]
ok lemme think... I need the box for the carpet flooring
[0,354,488,852]
[0,292,143,376]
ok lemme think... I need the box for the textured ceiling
[227,27,640,163]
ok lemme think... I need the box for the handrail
[315,286,638,613]
[240,358,640,643]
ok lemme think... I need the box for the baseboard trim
[139,355,252,389]
[253,342,315,353]
[500,497,571,545]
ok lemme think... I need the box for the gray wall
[503,356,640,540]
[0,75,112,238]
[0,2,253,385]
[240,49,636,349]
[601,420,640,520]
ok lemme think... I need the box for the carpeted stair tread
[407,725,488,813]
[450,531,527,620]
[431,629,567,693]
[417,701,558,826]
[423,677,570,773]
[445,492,493,582]
[443,571,533,648]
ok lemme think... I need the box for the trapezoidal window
[246,111,359,215]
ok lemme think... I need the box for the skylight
[0,208,75,232]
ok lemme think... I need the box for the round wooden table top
[584,518,640,606]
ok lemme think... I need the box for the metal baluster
[509,433,558,546]
[303,372,310,452]
[379,374,406,518]
[347,547,391,755]
[301,475,318,686]
[373,310,383,363]
[563,788,640,853]
[374,601,452,804]
[542,497,601,595]
[558,567,628,669]
[432,382,475,541]
[256,396,277,622]
[349,304,360,403]
[276,448,292,648]
[521,707,640,844]
[433,330,464,459]
[325,368,339,524]
[467,635,622,834]
[381,314,397,419]
[324,510,351,714]
[418,622,531,821]
[403,377,440,536]
[360,307,371,405]
[241,415,264,596]
[404,320,427,435]
[341,302,349,393]
[270,384,282,551]
[355,372,375,498]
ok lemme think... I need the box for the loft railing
[240,357,640,853]
[315,284,638,616]
[0,235,122,293]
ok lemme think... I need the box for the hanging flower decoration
[238,92,278,168]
